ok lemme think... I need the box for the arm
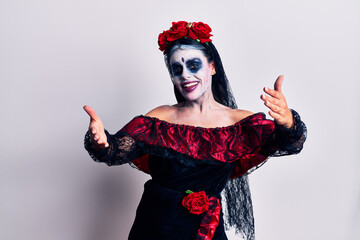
[260,75,307,155]
[84,129,145,166]
[261,109,307,156]
[83,105,145,166]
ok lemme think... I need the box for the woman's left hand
[260,75,294,128]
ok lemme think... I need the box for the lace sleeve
[260,109,307,157]
[84,129,146,166]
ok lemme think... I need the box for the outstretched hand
[260,75,294,128]
[83,105,109,148]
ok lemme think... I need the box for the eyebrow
[186,58,202,64]
[170,62,182,68]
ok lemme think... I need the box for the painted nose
[181,68,192,79]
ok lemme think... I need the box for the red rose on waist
[182,191,209,215]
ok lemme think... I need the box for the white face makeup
[169,49,214,102]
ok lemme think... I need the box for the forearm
[259,109,307,157]
[84,129,114,165]
[84,129,145,166]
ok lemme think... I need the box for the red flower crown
[158,21,213,53]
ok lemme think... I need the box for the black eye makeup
[170,58,203,77]
[171,63,183,76]
[186,58,202,73]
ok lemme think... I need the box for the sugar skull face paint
[169,49,215,101]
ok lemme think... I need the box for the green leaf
[185,190,194,194]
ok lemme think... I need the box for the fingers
[261,93,287,110]
[263,99,286,116]
[274,75,284,93]
[268,110,281,120]
[96,139,109,148]
[261,75,285,108]
[260,94,281,106]
[263,87,282,99]
[84,105,108,147]
[89,126,109,148]
[262,75,284,99]
[83,105,99,121]
[260,75,293,127]
[261,89,287,118]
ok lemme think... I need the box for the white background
[1,0,359,239]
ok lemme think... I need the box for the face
[169,49,215,102]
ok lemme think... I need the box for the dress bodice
[85,110,306,179]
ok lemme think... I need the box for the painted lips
[182,82,199,92]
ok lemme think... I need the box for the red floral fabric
[121,113,276,178]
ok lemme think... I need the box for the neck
[182,90,219,113]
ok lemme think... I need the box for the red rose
[157,21,213,53]
[191,22,213,43]
[166,21,188,41]
[158,31,168,51]
[182,191,209,215]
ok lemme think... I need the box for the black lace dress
[84,110,306,240]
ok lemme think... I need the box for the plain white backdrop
[1,0,359,239]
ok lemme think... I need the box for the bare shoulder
[231,108,254,122]
[145,105,176,119]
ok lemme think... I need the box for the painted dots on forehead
[169,48,208,65]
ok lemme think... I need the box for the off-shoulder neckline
[136,112,266,131]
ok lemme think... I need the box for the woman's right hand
[83,105,109,148]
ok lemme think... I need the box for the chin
[181,92,204,101]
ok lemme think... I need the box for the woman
[83,21,306,240]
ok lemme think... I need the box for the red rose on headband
[158,31,168,51]
[191,22,213,43]
[157,21,213,52]
[182,191,210,215]
[166,21,188,42]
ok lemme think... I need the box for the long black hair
[164,38,237,109]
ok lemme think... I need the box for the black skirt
[128,180,228,240]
